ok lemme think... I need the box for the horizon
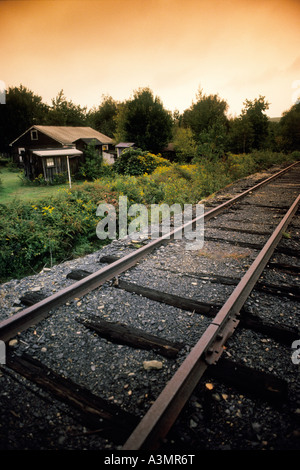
[2,81,290,121]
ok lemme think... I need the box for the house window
[46,158,55,167]
[30,130,38,141]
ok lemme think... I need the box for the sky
[1,0,300,118]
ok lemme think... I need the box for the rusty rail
[122,193,300,450]
[0,161,298,343]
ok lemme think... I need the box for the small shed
[162,142,176,161]
[73,137,115,164]
[115,142,136,158]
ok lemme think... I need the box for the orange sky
[1,0,300,117]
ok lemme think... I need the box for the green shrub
[291,150,300,160]
[225,153,256,180]
[195,151,294,200]
[107,175,144,203]
[250,150,292,169]
[78,140,103,180]
[149,164,199,204]
[0,184,118,281]
[6,161,20,172]
[19,172,68,186]
[52,172,68,184]
[195,159,231,198]
[0,155,10,167]
[138,175,165,204]
[114,148,171,176]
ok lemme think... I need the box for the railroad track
[0,161,299,452]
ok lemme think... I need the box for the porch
[31,148,83,186]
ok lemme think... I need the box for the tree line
[0,84,299,159]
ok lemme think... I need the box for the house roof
[115,142,135,148]
[32,148,83,158]
[163,142,175,152]
[10,125,113,146]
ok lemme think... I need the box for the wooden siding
[22,152,79,182]
[12,129,64,149]
[42,156,79,182]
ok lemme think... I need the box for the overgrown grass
[0,151,297,282]
[0,168,74,203]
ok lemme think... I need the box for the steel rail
[0,161,298,342]
[122,193,300,450]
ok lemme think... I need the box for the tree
[197,121,229,160]
[241,96,269,150]
[265,120,281,152]
[278,102,300,151]
[228,115,254,153]
[182,88,229,143]
[0,84,48,152]
[46,90,87,126]
[114,87,173,153]
[173,127,197,162]
[87,95,119,138]
[78,140,103,180]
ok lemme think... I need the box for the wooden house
[74,137,116,164]
[115,142,136,158]
[10,125,114,182]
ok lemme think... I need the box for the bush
[52,172,68,184]
[78,140,103,180]
[0,155,10,167]
[0,184,118,281]
[114,148,171,176]
[250,150,292,169]
[152,164,196,183]
[108,175,145,204]
[138,175,166,204]
[225,153,257,180]
[194,151,294,200]
[19,172,68,186]
[6,161,20,172]
[195,159,231,198]
[291,150,300,161]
